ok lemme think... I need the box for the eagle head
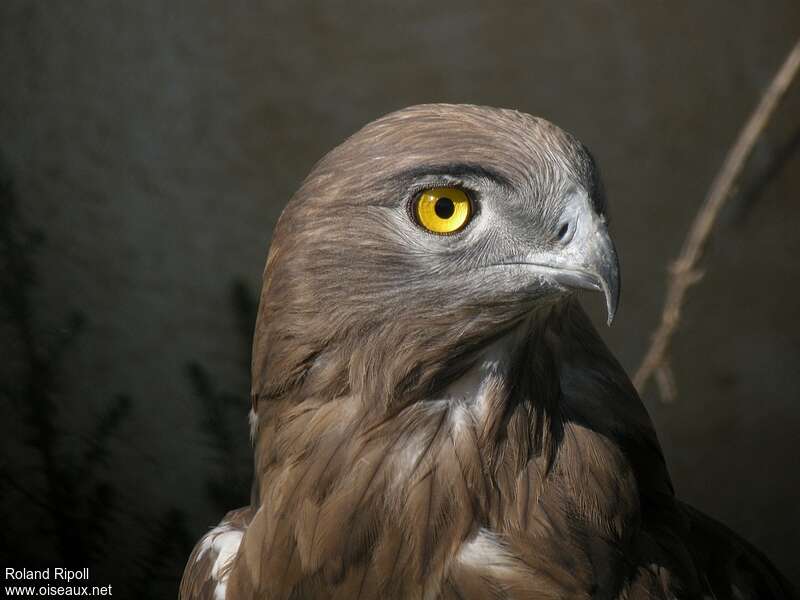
[252,103,618,409]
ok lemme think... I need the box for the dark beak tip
[603,278,619,326]
[600,270,620,326]
[600,236,621,326]
[605,299,616,326]
[550,269,619,325]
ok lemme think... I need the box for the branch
[634,38,800,402]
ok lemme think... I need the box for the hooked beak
[548,225,620,325]
[496,217,620,325]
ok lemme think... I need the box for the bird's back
[681,502,796,599]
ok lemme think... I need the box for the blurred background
[1,1,798,596]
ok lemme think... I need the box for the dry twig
[634,38,800,402]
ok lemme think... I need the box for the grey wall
[1,0,799,589]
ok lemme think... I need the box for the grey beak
[596,230,620,325]
[550,224,620,325]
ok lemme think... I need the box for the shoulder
[179,507,252,600]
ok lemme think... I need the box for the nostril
[557,222,570,241]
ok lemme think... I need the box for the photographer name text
[6,568,89,583]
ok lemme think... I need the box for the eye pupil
[557,222,570,240]
[434,197,455,219]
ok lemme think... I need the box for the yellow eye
[415,187,472,234]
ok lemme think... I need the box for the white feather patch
[458,529,516,575]
[194,524,243,600]
[445,337,509,422]
[249,408,258,442]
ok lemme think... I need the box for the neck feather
[242,300,676,597]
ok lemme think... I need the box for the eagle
[180,104,794,599]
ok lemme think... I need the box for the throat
[439,319,564,476]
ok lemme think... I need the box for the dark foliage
[186,280,256,514]
[0,156,255,596]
